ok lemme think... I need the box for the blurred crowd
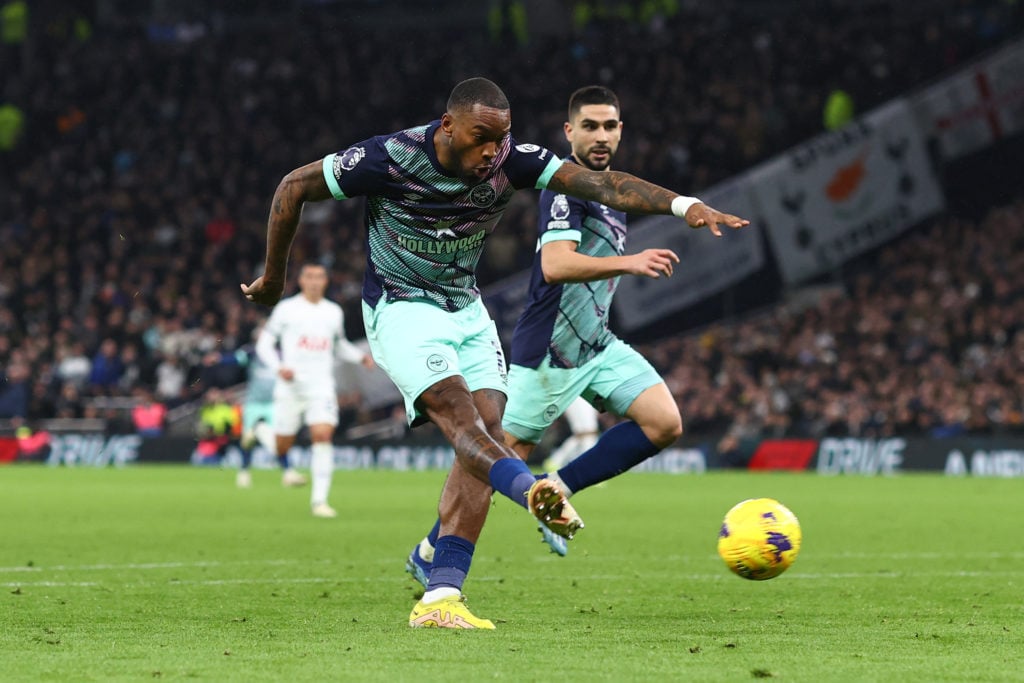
[644,200,1024,442]
[0,0,1021,438]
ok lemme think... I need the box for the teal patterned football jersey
[323,121,562,312]
[510,158,628,369]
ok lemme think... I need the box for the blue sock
[240,447,253,470]
[488,457,536,509]
[277,453,289,469]
[427,535,475,592]
[558,421,661,494]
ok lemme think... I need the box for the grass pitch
[2,465,1022,682]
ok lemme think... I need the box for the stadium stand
[643,197,1024,440]
[1,0,1021,444]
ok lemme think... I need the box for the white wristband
[671,195,701,218]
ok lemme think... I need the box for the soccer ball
[717,498,802,580]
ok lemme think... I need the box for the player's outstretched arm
[241,161,333,306]
[546,162,749,236]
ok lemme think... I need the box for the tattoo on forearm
[264,183,301,280]
[264,161,334,280]
[603,172,676,213]
[551,164,676,215]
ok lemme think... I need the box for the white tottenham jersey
[255,295,365,387]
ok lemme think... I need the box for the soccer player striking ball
[242,78,746,629]
[255,263,375,518]
[407,84,751,582]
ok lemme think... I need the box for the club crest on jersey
[516,143,540,153]
[337,146,366,171]
[470,183,497,208]
[550,194,571,220]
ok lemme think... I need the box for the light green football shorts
[242,401,274,434]
[503,337,662,443]
[362,296,507,425]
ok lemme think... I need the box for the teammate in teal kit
[234,322,279,490]
[243,78,747,629]
[504,85,716,538]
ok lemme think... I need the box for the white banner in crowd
[913,68,997,160]
[911,39,1024,161]
[984,41,1024,139]
[612,177,765,331]
[749,99,945,285]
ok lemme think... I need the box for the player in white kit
[255,263,374,518]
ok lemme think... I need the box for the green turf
[2,465,1022,682]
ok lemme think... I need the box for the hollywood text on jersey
[396,230,487,255]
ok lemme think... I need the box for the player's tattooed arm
[264,161,332,283]
[547,162,675,215]
[547,162,749,236]
[242,161,332,306]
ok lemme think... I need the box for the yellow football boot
[408,595,495,630]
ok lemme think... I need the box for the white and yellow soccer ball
[717,498,802,580]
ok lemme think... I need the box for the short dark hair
[568,85,620,121]
[447,77,509,113]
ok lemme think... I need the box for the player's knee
[646,413,683,449]
[423,378,465,407]
[309,424,335,443]
[421,380,477,430]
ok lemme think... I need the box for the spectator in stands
[195,388,242,465]
[117,342,144,392]
[0,360,29,421]
[54,382,84,419]
[716,409,763,468]
[55,342,92,389]
[204,200,238,246]
[131,388,167,437]
[155,353,187,406]
[88,338,123,392]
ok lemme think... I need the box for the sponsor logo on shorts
[426,354,449,372]
[470,183,497,208]
[543,404,559,421]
